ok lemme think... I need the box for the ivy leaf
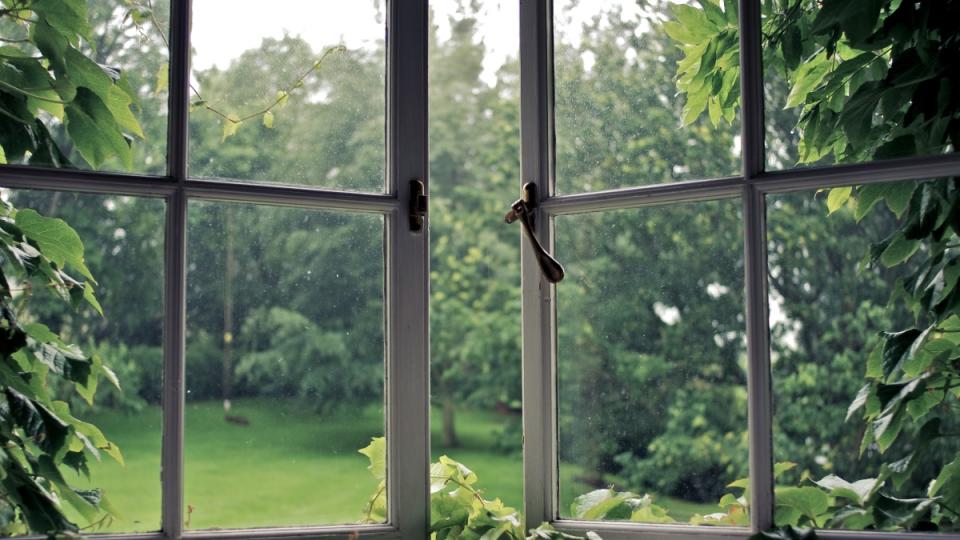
[15,208,94,282]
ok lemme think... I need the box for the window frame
[517,1,960,539]
[0,1,430,539]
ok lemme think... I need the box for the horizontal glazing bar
[754,153,960,194]
[182,525,399,540]
[184,181,397,213]
[553,521,750,540]
[541,177,743,214]
[0,166,175,197]
[0,169,399,212]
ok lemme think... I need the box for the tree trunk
[442,396,459,448]
[222,207,235,412]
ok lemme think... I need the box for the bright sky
[190,1,522,85]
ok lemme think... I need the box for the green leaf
[263,111,275,129]
[0,143,6,164]
[827,186,853,214]
[880,234,919,267]
[65,87,133,169]
[786,53,830,108]
[774,462,797,480]
[929,456,960,497]
[813,475,880,505]
[15,208,94,281]
[847,383,873,421]
[885,182,917,218]
[31,0,91,42]
[775,487,829,522]
[571,489,635,520]
[872,493,937,529]
[670,4,719,41]
[359,436,386,481]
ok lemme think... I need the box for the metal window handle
[504,184,565,283]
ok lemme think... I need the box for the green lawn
[67,400,715,532]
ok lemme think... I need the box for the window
[0,1,428,539]
[518,1,960,539]
[3,1,959,539]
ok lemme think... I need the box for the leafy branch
[125,0,346,141]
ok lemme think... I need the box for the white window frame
[0,1,430,539]
[517,1,960,540]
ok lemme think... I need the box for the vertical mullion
[739,0,774,533]
[520,0,557,530]
[162,0,191,537]
[387,1,430,538]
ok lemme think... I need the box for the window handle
[504,183,565,283]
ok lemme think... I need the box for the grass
[66,399,716,533]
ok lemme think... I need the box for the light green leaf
[359,436,386,481]
[263,111,275,129]
[222,114,241,141]
[827,186,853,214]
[786,53,830,108]
[15,208,94,281]
[0,143,6,164]
[155,62,168,95]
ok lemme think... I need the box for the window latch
[504,183,565,283]
[409,179,427,232]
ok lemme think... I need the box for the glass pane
[0,2,169,174]
[2,189,164,533]
[553,0,741,193]
[428,1,525,510]
[188,1,385,190]
[763,2,957,170]
[769,180,960,532]
[555,199,748,525]
[185,201,385,529]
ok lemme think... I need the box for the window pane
[555,199,747,525]
[428,1,524,509]
[188,1,385,191]
[0,2,169,174]
[553,1,741,193]
[763,2,958,170]
[2,189,165,533]
[185,201,385,529]
[769,180,960,531]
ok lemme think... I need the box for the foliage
[0,200,121,535]
[360,437,603,540]
[667,0,960,531]
[0,0,145,169]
